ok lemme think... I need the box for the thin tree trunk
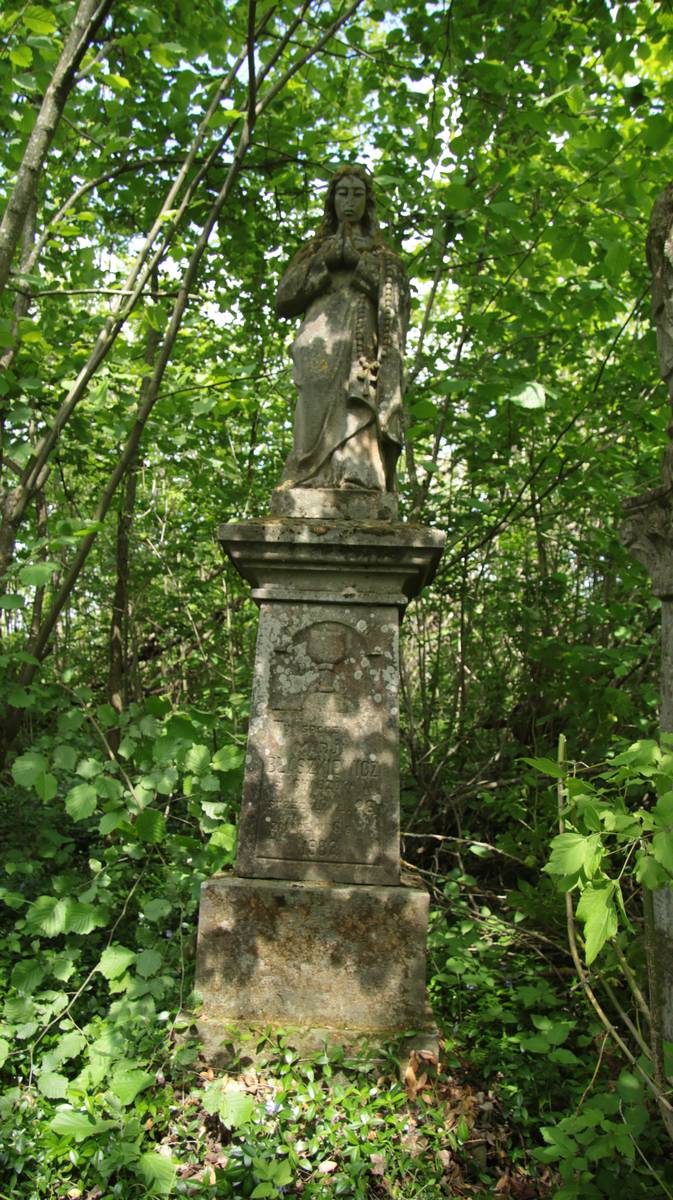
[0,0,113,297]
[107,323,159,749]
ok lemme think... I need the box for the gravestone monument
[620,182,673,1042]
[195,167,445,1052]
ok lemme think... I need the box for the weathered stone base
[194,1016,439,1072]
[194,874,431,1036]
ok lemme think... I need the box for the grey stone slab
[219,517,446,608]
[194,874,430,1032]
[236,600,400,884]
[271,486,399,522]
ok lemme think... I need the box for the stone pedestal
[194,492,445,1046]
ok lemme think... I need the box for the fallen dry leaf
[370,1153,386,1176]
[318,1159,338,1174]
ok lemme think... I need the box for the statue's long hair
[318,165,381,240]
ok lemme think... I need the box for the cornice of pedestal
[621,482,673,597]
[218,515,446,608]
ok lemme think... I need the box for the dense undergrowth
[1,686,672,1199]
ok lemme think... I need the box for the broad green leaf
[50,1107,115,1141]
[23,4,57,34]
[97,945,136,980]
[51,1031,86,1064]
[65,901,107,935]
[211,745,244,773]
[142,898,171,922]
[635,853,667,888]
[0,1039,9,1068]
[442,182,473,209]
[0,594,23,610]
[185,743,210,774]
[26,895,69,937]
[520,756,564,779]
[136,948,162,978]
[136,1150,178,1194]
[99,809,127,834]
[11,751,48,788]
[38,1070,69,1098]
[18,561,58,587]
[218,1090,255,1129]
[66,783,97,821]
[644,114,672,150]
[110,1065,154,1105]
[544,832,601,878]
[652,831,673,875]
[136,809,166,843]
[653,791,673,826]
[208,823,236,852]
[54,745,78,771]
[11,958,45,993]
[576,884,618,963]
[509,382,546,410]
[35,771,57,802]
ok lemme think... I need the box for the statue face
[333,175,367,225]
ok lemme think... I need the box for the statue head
[320,165,379,238]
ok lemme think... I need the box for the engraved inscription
[255,720,386,864]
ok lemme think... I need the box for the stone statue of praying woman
[275,166,409,493]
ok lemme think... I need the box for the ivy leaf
[97,945,136,979]
[576,883,618,964]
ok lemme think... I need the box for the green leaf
[635,853,667,888]
[218,1090,255,1129]
[544,832,601,879]
[442,182,473,209]
[652,831,673,875]
[35,771,57,802]
[565,84,586,114]
[644,114,672,150]
[97,945,136,980]
[211,745,244,773]
[23,4,57,35]
[11,958,45,993]
[208,823,236,852]
[18,561,58,587]
[185,743,211,774]
[54,744,78,771]
[26,895,69,936]
[66,900,107,935]
[10,45,33,68]
[99,809,126,834]
[110,1065,154,1105]
[11,751,48,788]
[135,808,166,843]
[509,382,546,410]
[0,594,23,610]
[0,1039,9,1068]
[38,1070,69,1098]
[202,1080,255,1128]
[136,1150,178,1195]
[66,783,97,821]
[143,898,171,922]
[576,883,618,963]
[50,1107,115,1141]
[136,948,162,978]
[520,756,564,778]
[654,790,673,826]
